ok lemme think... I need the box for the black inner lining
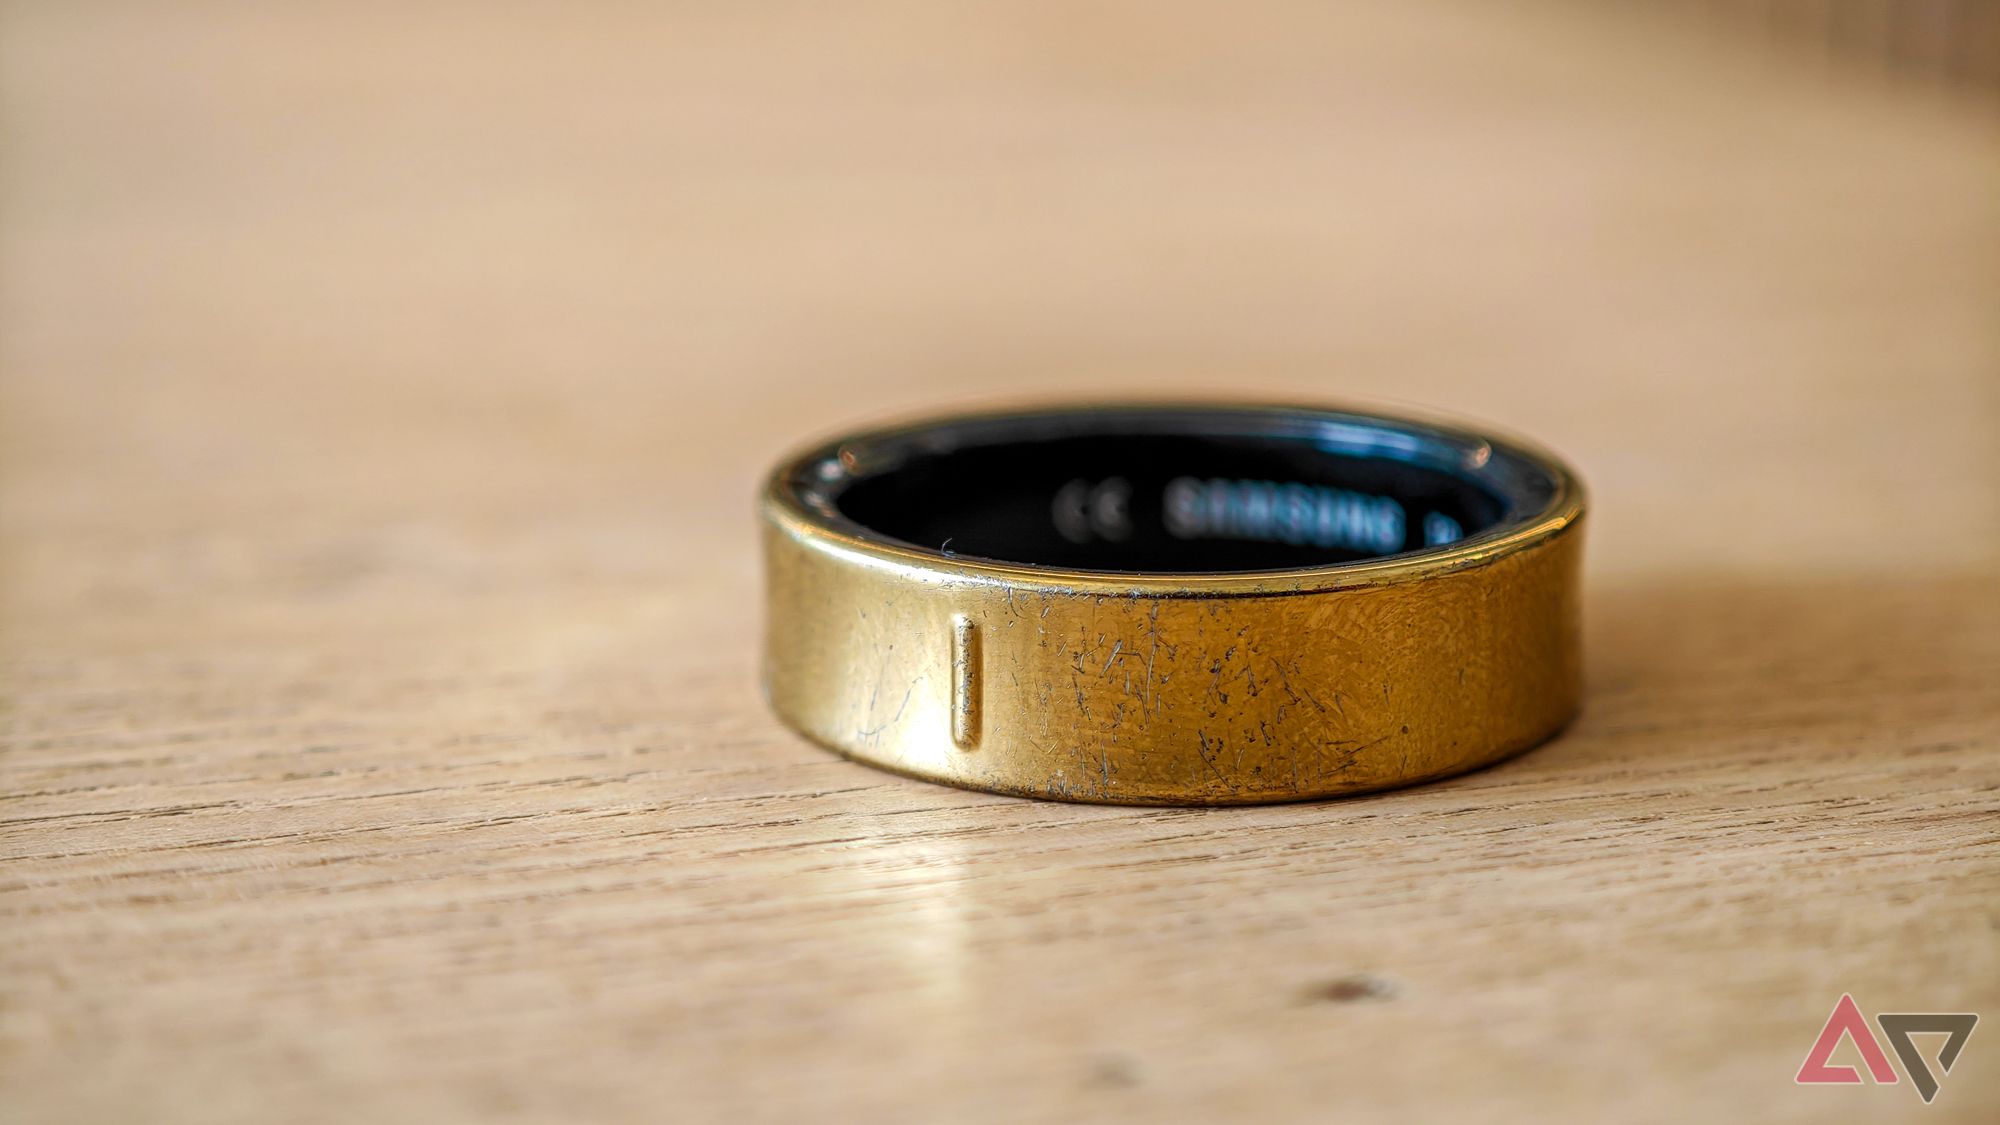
[803,418,1549,573]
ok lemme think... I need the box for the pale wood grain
[3,2,1998,1122]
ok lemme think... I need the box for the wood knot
[1299,973,1399,1004]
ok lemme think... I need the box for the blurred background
[2,2,1997,1121]
[3,0,1995,603]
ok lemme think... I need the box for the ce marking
[1052,477,1132,544]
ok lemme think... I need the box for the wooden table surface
[4,3,1997,1121]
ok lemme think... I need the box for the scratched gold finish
[761,413,1586,805]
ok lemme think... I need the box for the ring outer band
[760,403,1586,806]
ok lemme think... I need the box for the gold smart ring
[761,402,1585,805]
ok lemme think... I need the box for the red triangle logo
[1796,994,1899,1085]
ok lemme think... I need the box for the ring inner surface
[807,413,1557,574]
